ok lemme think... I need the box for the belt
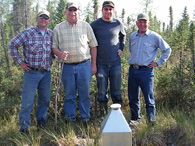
[29,67,47,72]
[64,59,89,66]
[131,64,148,70]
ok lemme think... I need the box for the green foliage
[0,63,23,118]
[156,61,195,112]
[1,0,195,145]
[84,3,94,23]
[148,11,161,33]
[53,0,67,26]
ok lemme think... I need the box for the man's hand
[91,64,97,76]
[60,51,69,60]
[147,61,158,68]
[117,49,123,56]
[20,62,31,71]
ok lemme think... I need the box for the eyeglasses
[38,16,50,20]
[68,8,77,12]
[103,8,114,11]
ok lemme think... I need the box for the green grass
[0,58,195,145]
[0,98,195,146]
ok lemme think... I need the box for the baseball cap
[102,1,115,8]
[66,2,79,9]
[37,10,50,18]
[137,13,149,21]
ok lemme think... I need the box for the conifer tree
[189,22,195,73]
[173,7,190,85]
[0,0,12,76]
[84,2,93,23]
[169,6,173,31]
[92,0,99,21]
[47,0,57,29]
[53,0,67,25]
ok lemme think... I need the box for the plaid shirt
[52,20,98,63]
[8,26,54,70]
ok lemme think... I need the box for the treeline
[0,0,195,113]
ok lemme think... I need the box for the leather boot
[99,102,108,121]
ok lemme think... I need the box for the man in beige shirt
[52,2,98,123]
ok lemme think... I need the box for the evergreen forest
[0,0,195,145]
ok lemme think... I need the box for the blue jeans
[128,66,156,122]
[96,62,122,103]
[61,60,92,122]
[19,70,51,131]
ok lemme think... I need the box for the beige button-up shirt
[52,20,98,63]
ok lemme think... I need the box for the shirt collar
[136,29,150,36]
[101,17,115,23]
[35,25,49,34]
[65,20,78,26]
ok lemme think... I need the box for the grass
[0,97,195,146]
[0,60,195,145]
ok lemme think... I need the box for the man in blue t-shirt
[90,1,126,120]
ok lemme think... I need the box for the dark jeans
[61,60,92,122]
[128,66,156,122]
[19,70,51,131]
[96,62,122,103]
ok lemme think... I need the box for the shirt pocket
[143,42,155,57]
[79,34,89,47]
[26,42,42,55]
[44,41,52,52]
[130,41,136,53]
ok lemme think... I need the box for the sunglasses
[103,8,114,11]
[38,15,50,20]
[68,8,77,12]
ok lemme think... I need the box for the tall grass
[1,99,195,145]
[0,49,195,145]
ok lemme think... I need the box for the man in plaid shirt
[8,10,54,134]
[52,2,97,123]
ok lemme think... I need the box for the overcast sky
[38,0,195,25]
[73,0,195,25]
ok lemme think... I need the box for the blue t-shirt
[39,29,45,37]
[90,18,126,64]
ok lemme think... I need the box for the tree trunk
[0,22,12,77]
[191,32,195,74]
[24,0,28,28]
[93,0,99,20]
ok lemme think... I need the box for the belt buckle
[38,68,45,72]
[133,64,139,69]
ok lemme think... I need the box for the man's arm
[8,31,30,71]
[148,39,171,68]
[90,47,97,76]
[52,48,69,60]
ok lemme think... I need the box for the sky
[68,0,195,25]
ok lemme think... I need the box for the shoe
[37,124,46,132]
[147,120,156,127]
[82,121,89,128]
[147,115,156,126]
[129,119,141,130]
[65,118,76,123]
[98,102,108,123]
[20,129,29,135]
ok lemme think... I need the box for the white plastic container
[101,104,132,146]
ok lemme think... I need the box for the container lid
[110,104,121,110]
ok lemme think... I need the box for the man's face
[36,14,50,29]
[102,6,114,21]
[136,19,150,34]
[65,7,79,24]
